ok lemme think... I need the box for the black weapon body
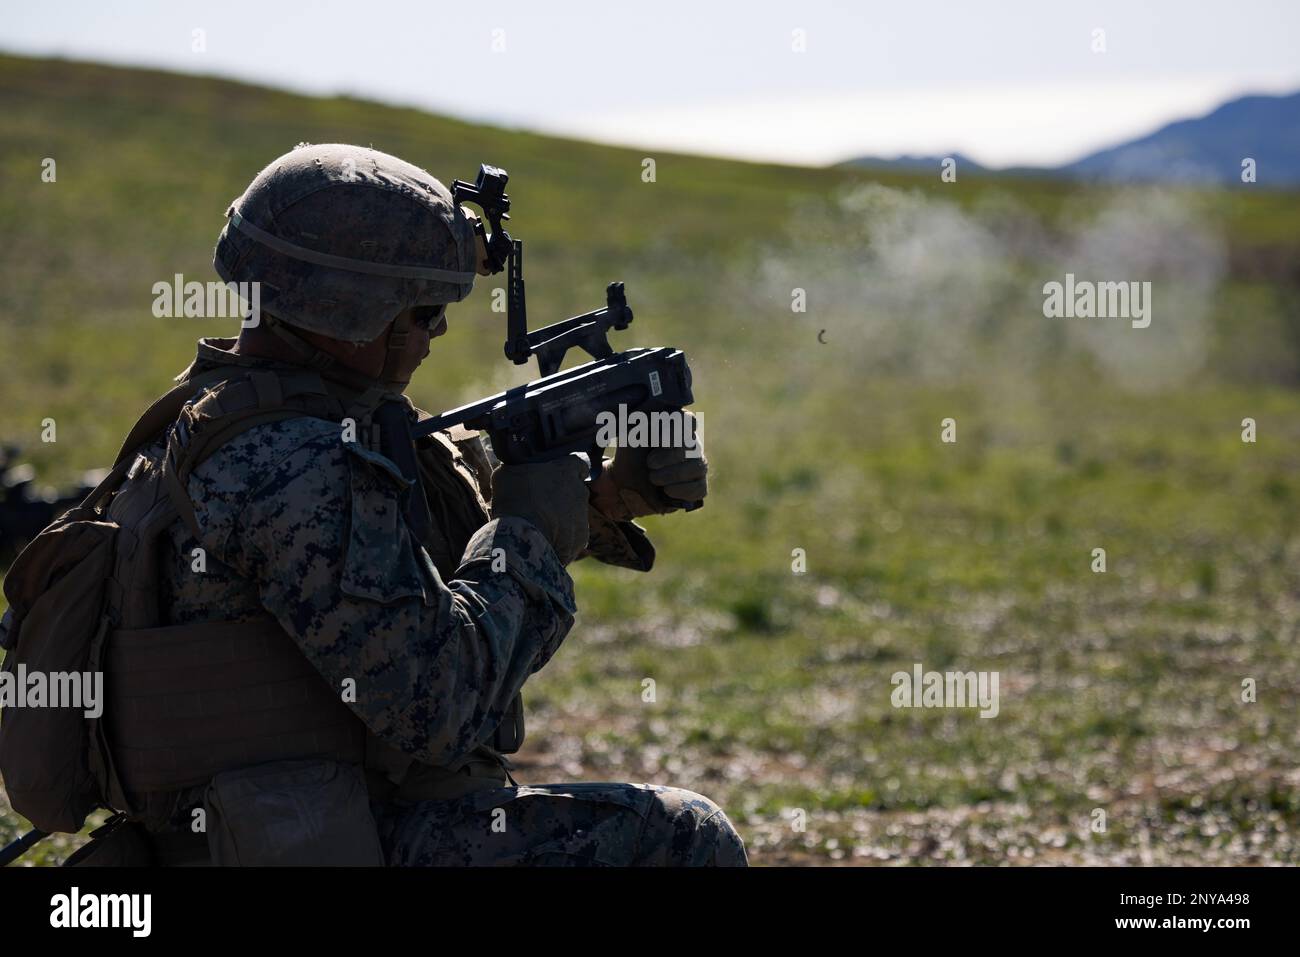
[430,164,703,510]
[414,346,694,481]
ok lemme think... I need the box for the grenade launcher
[415,164,700,511]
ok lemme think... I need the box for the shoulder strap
[162,407,307,538]
[112,367,237,468]
[75,367,241,516]
[158,367,344,538]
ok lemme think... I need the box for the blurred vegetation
[1,53,1298,865]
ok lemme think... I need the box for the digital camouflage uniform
[65,143,752,866]
[147,337,747,866]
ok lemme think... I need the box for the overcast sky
[4,1,1297,168]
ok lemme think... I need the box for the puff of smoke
[1053,189,1226,392]
[749,182,1226,394]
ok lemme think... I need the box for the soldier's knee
[640,787,748,867]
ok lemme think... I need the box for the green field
[1,53,1298,865]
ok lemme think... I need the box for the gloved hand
[490,453,591,564]
[589,412,708,521]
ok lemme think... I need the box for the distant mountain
[841,151,985,176]
[1059,91,1300,186]
[840,91,1300,186]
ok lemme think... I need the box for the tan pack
[0,369,353,833]
[1,362,512,841]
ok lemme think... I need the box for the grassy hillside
[1,53,1298,866]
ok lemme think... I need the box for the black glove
[490,453,591,565]
[589,412,708,520]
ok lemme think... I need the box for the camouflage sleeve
[577,506,656,572]
[444,434,656,572]
[211,430,576,767]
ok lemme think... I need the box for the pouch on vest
[0,370,238,834]
[203,758,385,866]
[0,497,122,833]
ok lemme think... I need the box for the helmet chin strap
[261,310,432,541]
[263,313,411,415]
[379,308,415,392]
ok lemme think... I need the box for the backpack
[0,367,352,833]
[1,361,508,839]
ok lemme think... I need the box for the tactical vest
[23,360,518,834]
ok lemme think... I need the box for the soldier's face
[287,305,448,388]
[386,304,447,384]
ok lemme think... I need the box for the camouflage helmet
[214,143,478,343]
